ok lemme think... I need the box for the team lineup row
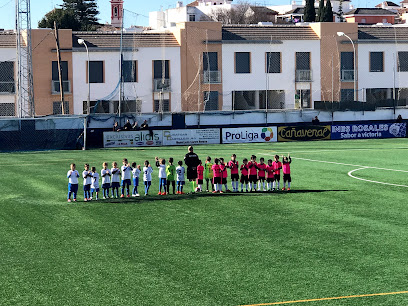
[66,146,292,202]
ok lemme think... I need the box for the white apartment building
[0,31,17,117]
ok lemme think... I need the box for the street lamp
[78,39,90,114]
[337,32,357,101]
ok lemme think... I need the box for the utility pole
[54,21,65,114]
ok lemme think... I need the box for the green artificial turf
[1,139,408,305]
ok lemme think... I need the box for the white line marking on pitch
[348,168,408,188]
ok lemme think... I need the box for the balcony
[153,79,171,92]
[295,70,312,82]
[341,70,355,82]
[52,80,71,94]
[0,81,15,94]
[203,71,221,84]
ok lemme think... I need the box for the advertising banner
[162,129,220,146]
[331,123,407,140]
[278,125,331,142]
[222,127,277,144]
[103,131,163,148]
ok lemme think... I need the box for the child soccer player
[196,160,204,192]
[212,158,222,193]
[272,155,283,191]
[247,155,258,192]
[155,157,167,195]
[204,156,214,192]
[282,154,292,191]
[166,158,176,195]
[219,158,230,192]
[257,158,267,192]
[240,158,249,192]
[67,163,80,202]
[266,159,275,191]
[111,162,121,198]
[143,160,153,196]
[131,162,141,197]
[91,166,99,201]
[83,164,92,202]
[121,158,132,198]
[101,162,111,199]
[228,154,239,192]
[176,161,185,194]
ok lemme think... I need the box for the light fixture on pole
[337,32,357,101]
[78,39,90,114]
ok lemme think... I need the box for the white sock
[288,182,291,188]
[273,181,276,189]
[249,182,252,190]
[263,181,265,189]
[214,184,218,192]
[277,182,280,189]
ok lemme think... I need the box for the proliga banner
[278,125,331,142]
[103,131,163,148]
[331,123,407,140]
[162,129,220,146]
[222,127,277,144]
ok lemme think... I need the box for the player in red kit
[240,158,249,192]
[282,154,292,191]
[247,155,258,192]
[212,158,222,193]
[228,154,239,192]
[266,159,275,191]
[257,157,267,192]
[196,160,204,192]
[272,155,282,191]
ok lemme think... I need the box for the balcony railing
[203,71,221,84]
[341,70,355,81]
[153,78,171,92]
[52,80,71,94]
[0,81,15,94]
[295,70,312,82]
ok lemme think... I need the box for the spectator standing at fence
[312,116,320,125]
[141,120,149,130]
[396,114,403,123]
[184,146,200,193]
[113,121,120,132]
[132,121,140,130]
[123,120,132,131]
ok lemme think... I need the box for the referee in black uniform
[184,146,200,192]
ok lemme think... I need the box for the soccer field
[1,139,408,305]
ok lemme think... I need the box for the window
[0,61,15,93]
[235,52,251,73]
[52,61,70,93]
[366,88,393,103]
[122,60,137,82]
[89,61,104,83]
[259,90,285,109]
[204,91,219,110]
[296,52,310,70]
[370,52,384,72]
[189,14,196,21]
[114,7,118,17]
[266,52,281,73]
[154,99,170,112]
[340,52,354,81]
[121,100,142,113]
[0,103,15,116]
[203,52,218,71]
[295,89,310,108]
[52,101,69,115]
[233,91,256,110]
[83,100,112,114]
[341,89,354,101]
[153,60,169,79]
[398,52,408,72]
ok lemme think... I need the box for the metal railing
[153,79,171,92]
[341,70,354,81]
[203,71,221,84]
[51,80,71,94]
[0,82,15,94]
[295,70,312,82]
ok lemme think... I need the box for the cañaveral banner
[278,125,331,142]
[222,127,277,144]
[331,123,407,140]
[103,131,162,148]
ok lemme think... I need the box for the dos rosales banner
[331,123,407,140]
[278,125,331,142]
[103,131,163,148]
[162,129,220,146]
[222,127,277,144]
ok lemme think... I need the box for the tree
[38,9,81,30]
[338,0,344,22]
[322,0,334,22]
[303,0,316,22]
[317,0,325,22]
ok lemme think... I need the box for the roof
[375,1,400,7]
[358,26,408,40]
[249,6,278,14]
[222,25,319,41]
[72,32,180,49]
[345,8,397,15]
[187,0,199,6]
[0,32,16,48]
[284,7,318,15]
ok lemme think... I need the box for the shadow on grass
[72,189,349,204]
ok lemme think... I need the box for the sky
[1,0,377,31]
